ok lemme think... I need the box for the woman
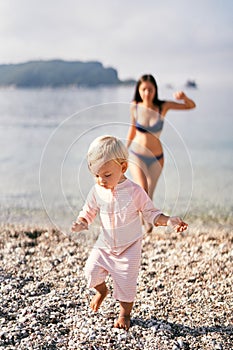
[126,74,196,230]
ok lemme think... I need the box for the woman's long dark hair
[133,74,164,107]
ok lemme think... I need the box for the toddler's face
[93,160,127,189]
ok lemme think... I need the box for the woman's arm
[161,91,196,116]
[126,104,137,148]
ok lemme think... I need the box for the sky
[0,0,232,86]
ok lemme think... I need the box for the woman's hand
[167,216,188,232]
[173,91,186,100]
[173,91,196,109]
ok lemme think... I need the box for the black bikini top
[135,104,164,134]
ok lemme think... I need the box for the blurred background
[0,0,232,230]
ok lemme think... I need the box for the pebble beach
[0,221,232,350]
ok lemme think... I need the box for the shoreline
[1,222,232,349]
[1,201,232,229]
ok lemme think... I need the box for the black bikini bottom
[130,150,164,167]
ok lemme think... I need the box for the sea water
[0,84,232,230]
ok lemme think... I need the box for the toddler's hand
[167,216,188,233]
[71,220,88,233]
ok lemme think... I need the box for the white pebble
[81,327,88,334]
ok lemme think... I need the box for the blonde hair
[87,135,128,173]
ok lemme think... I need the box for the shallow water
[0,84,232,229]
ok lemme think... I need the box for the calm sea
[0,84,232,230]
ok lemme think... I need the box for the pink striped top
[78,179,162,254]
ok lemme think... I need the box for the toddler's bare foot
[90,283,108,312]
[114,315,131,331]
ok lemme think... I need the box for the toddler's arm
[71,217,88,233]
[155,214,188,233]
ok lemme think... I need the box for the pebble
[177,339,184,348]
[81,327,89,334]
[0,223,232,349]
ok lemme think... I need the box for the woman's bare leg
[129,154,163,232]
[128,157,148,193]
[147,158,164,199]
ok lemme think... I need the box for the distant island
[0,60,136,88]
[185,80,198,88]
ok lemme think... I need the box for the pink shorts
[84,239,142,302]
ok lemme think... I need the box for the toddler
[71,135,188,330]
